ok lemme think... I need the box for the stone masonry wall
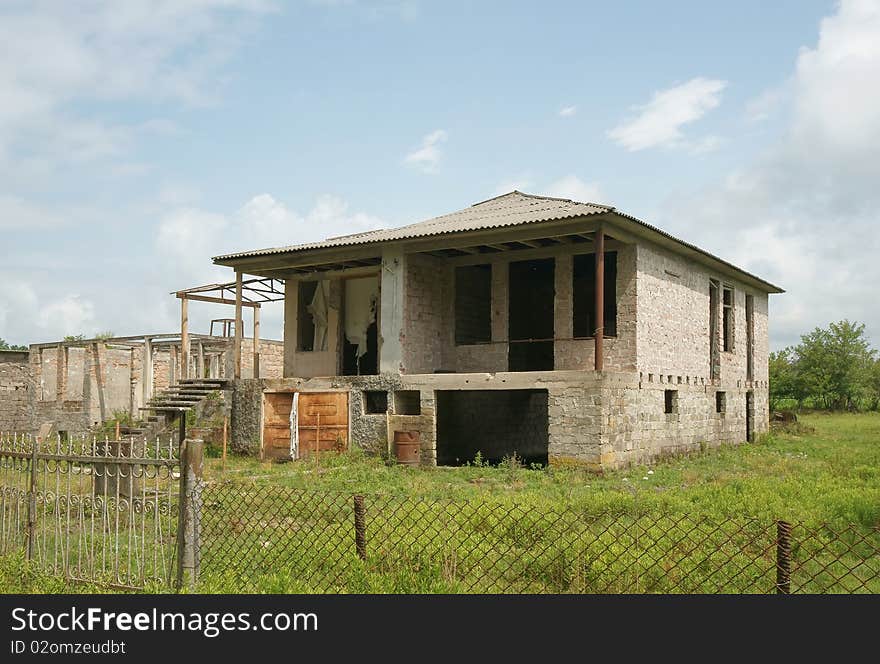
[0,357,35,433]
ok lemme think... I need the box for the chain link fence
[2,435,878,593]
[195,479,880,594]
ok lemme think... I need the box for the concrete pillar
[141,338,153,405]
[554,254,573,340]
[180,298,189,380]
[491,261,508,343]
[379,246,406,374]
[283,280,298,378]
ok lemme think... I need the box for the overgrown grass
[3,413,878,594]
[203,412,880,527]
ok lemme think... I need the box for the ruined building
[211,191,782,470]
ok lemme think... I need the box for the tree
[795,320,874,410]
[0,338,27,351]
[769,348,798,411]
[868,359,880,412]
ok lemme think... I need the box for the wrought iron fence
[0,432,179,590]
[194,480,880,594]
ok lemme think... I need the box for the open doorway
[436,389,549,466]
[342,276,379,375]
[508,258,555,371]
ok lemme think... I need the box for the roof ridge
[472,189,614,210]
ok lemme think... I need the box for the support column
[378,247,406,374]
[142,338,153,405]
[197,341,205,380]
[170,345,177,385]
[594,227,605,372]
[253,305,261,379]
[180,297,189,380]
[233,270,243,379]
[282,281,298,378]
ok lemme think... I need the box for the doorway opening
[436,389,549,466]
[508,258,555,371]
[341,276,379,375]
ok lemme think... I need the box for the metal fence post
[354,495,367,561]
[177,438,203,590]
[776,520,792,594]
[26,442,38,561]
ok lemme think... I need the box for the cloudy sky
[1,0,878,350]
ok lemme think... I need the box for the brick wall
[402,241,638,375]
[404,254,450,373]
[0,358,34,433]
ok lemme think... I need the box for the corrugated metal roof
[212,190,783,292]
[213,191,611,260]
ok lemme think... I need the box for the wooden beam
[595,227,605,373]
[233,270,243,379]
[253,306,261,379]
[176,293,260,308]
[180,297,189,380]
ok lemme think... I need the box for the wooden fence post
[354,495,367,561]
[776,520,792,594]
[177,438,204,590]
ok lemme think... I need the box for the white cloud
[157,193,388,285]
[152,193,388,341]
[544,175,604,204]
[403,129,448,172]
[0,1,271,179]
[687,135,725,155]
[608,77,727,151]
[659,1,880,348]
[37,295,96,337]
[744,86,788,123]
[559,105,577,117]
[0,278,99,343]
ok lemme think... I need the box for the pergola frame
[173,277,284,379]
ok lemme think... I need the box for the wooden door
[297,392,349,457]
[262,392,295,460]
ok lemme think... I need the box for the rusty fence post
[177,438,204,591]
[354,495,367,561]
[26,442,38,561]
[776,520,792,594]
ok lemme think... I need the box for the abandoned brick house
[213,191,782,470]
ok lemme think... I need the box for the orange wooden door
[297,392,349,457]
[262,392,295,460]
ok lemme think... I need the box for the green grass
[204,412,880,527]
[3,412,878,594]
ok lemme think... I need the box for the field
[1,412,878,593]
[205,412,880,526]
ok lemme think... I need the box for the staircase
[139,377,231,424]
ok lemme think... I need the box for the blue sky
[2,0,879,350]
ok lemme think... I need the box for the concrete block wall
[400,241,638,375]
[403,254,450,374]
[0,359,35,433]
[635,241,770,437]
